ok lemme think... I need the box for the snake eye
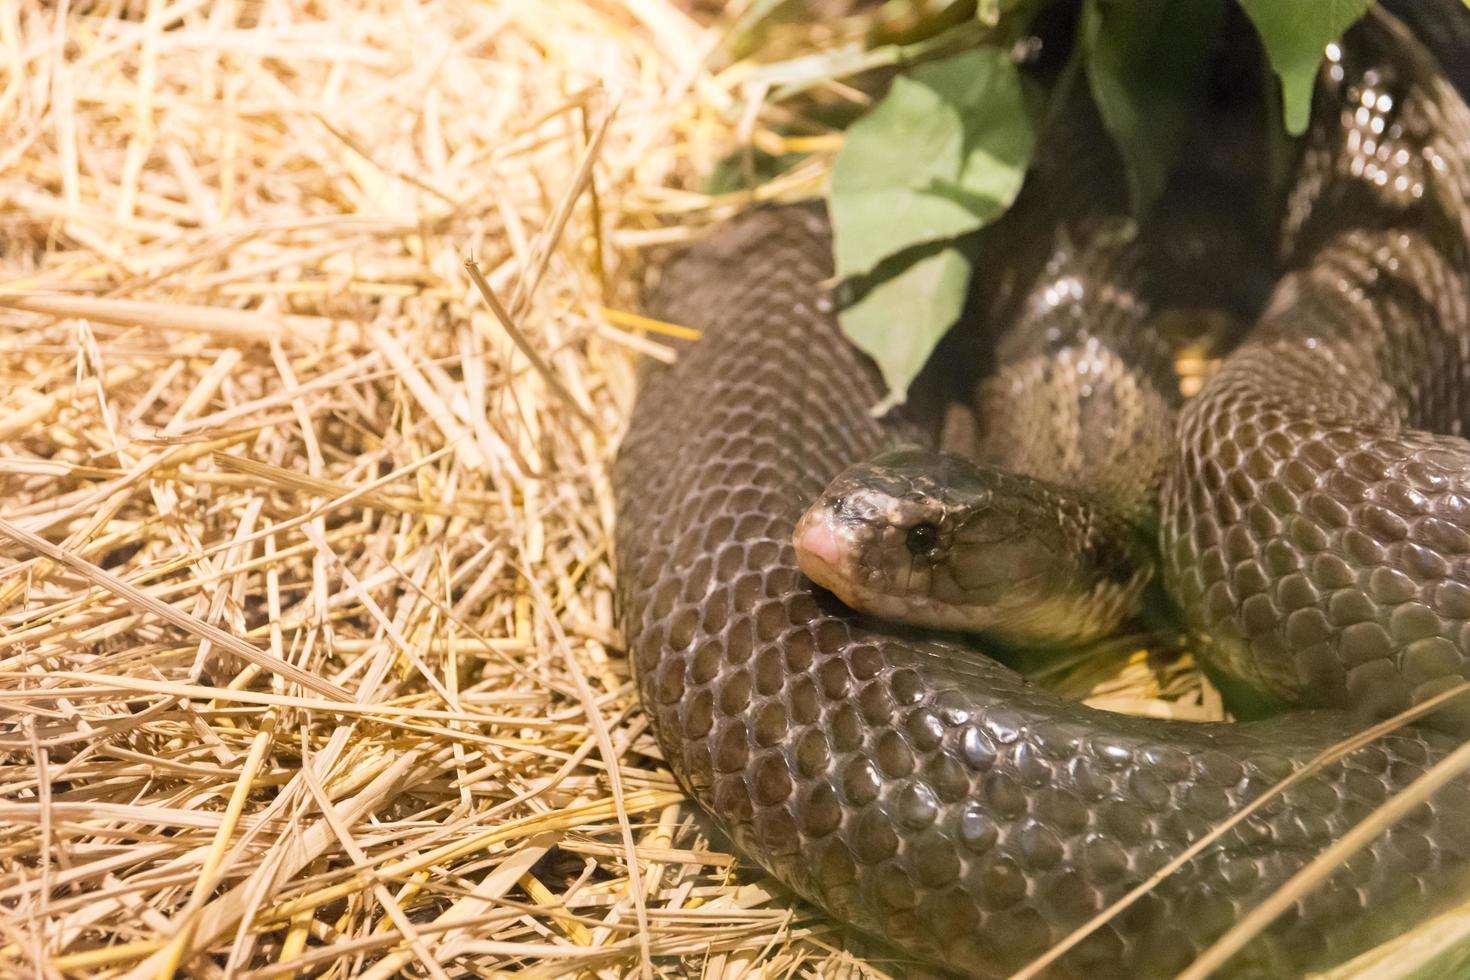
[906,522,938,555]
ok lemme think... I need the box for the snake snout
[792,505,848,587]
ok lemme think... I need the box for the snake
[615,4,1470,977]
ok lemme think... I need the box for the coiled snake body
[616,6,1470,977]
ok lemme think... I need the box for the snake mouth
[792,506,852,595]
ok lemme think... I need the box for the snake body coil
[616,7,1470,977]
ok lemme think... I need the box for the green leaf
[839,244,973,409]
[1084,0,1226,215]
[830,46,1033,278]
[1238,0,1373,134]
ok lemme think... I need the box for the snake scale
[615,5,1470,977]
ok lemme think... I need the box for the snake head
[793,447,1152,645]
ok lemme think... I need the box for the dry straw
[0,1,1466,978]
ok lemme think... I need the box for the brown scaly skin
[615,7,1470,978]
[1165,16,1470,734]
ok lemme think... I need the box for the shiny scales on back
[1164,14,1470,732]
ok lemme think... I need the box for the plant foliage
[830,46,1033,403]
[828,0,1376,406]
